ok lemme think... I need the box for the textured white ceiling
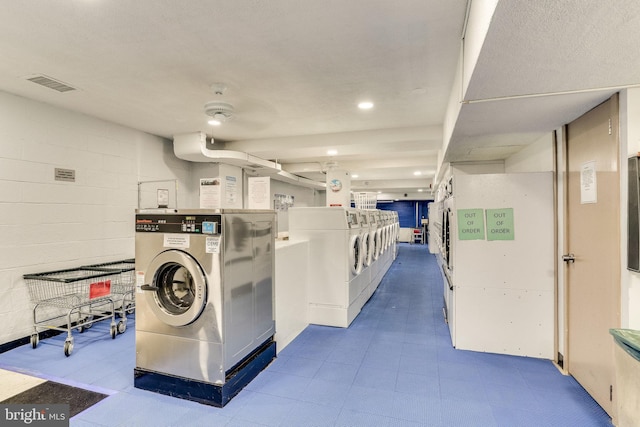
[466,0,640,101]
[446,0,640,164]
[1,1,639,195]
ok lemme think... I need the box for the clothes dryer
[288,207,368,327]
[134,209,276,407]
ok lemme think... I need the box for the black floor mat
[1,381,108,417]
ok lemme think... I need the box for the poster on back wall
[226,175,238,205]
[200,178,221,209]
[248,176,270,209]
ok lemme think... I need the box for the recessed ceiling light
[208,119,221,126]
[418,189,423,192]
[377,191,382,194]
[327,149,338,156]
[413,171,422,176]
[351,174,359,178]
[358,101,374,110]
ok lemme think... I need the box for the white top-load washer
[288,207,368,327]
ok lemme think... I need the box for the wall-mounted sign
[486,208,514,241]
[54,168,75,182]
[248,176,270,209]
[580,160,597,204]
[225,175,237,205]
[457,209,485,240]
[200,178,221,209]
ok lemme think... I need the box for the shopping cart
[23,268,124,357]
[82,259,135,333]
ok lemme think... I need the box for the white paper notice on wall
[200,178,221,209]
[580,160,597,204]
[164,234,190,249]
[226,176,237,205]
[248,176,271,209]
[206,236,221,254]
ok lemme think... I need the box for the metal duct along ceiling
[173,132,325,190]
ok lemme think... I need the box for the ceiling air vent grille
[26,75,76,93]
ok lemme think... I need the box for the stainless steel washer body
[134,209,275,386]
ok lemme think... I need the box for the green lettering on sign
[486,208,515,241]
[457,209,485,240]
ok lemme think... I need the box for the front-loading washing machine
[359,210,372,295]
[370,210,384,290]
[391,211,399,260]
[380,211,392,273]
[134,209,276,407]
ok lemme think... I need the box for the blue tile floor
[0,243,613,426]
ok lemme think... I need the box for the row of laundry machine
[288,207,400,328]
[130,207,398,407]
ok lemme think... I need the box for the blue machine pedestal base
[134,339,276,407]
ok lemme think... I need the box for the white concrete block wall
[0,90,191,344]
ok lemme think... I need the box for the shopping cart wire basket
[23,268,124,357]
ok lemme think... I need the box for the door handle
[562,253,576,263]
[140,284,159,291]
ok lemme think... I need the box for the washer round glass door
[143,249,207,327]
[362,232,372,267]
[349,234,363,275]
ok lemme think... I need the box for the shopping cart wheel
[117,320,126,334]
[63,340,73,357]
[125,303,135,316]
[110,324,117,339]
[84,315,94,329]
[30,334,39,349]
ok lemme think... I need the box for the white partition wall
[449,172,554,358]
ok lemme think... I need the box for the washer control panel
[135,214,222,234]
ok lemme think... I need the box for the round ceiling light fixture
[204,101,235,124]
[327,149,338,156]
[358,101,374,110]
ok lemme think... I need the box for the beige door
[565,94,620,416]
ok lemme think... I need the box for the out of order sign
[457,209,485,240]
[486,208,515,241]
